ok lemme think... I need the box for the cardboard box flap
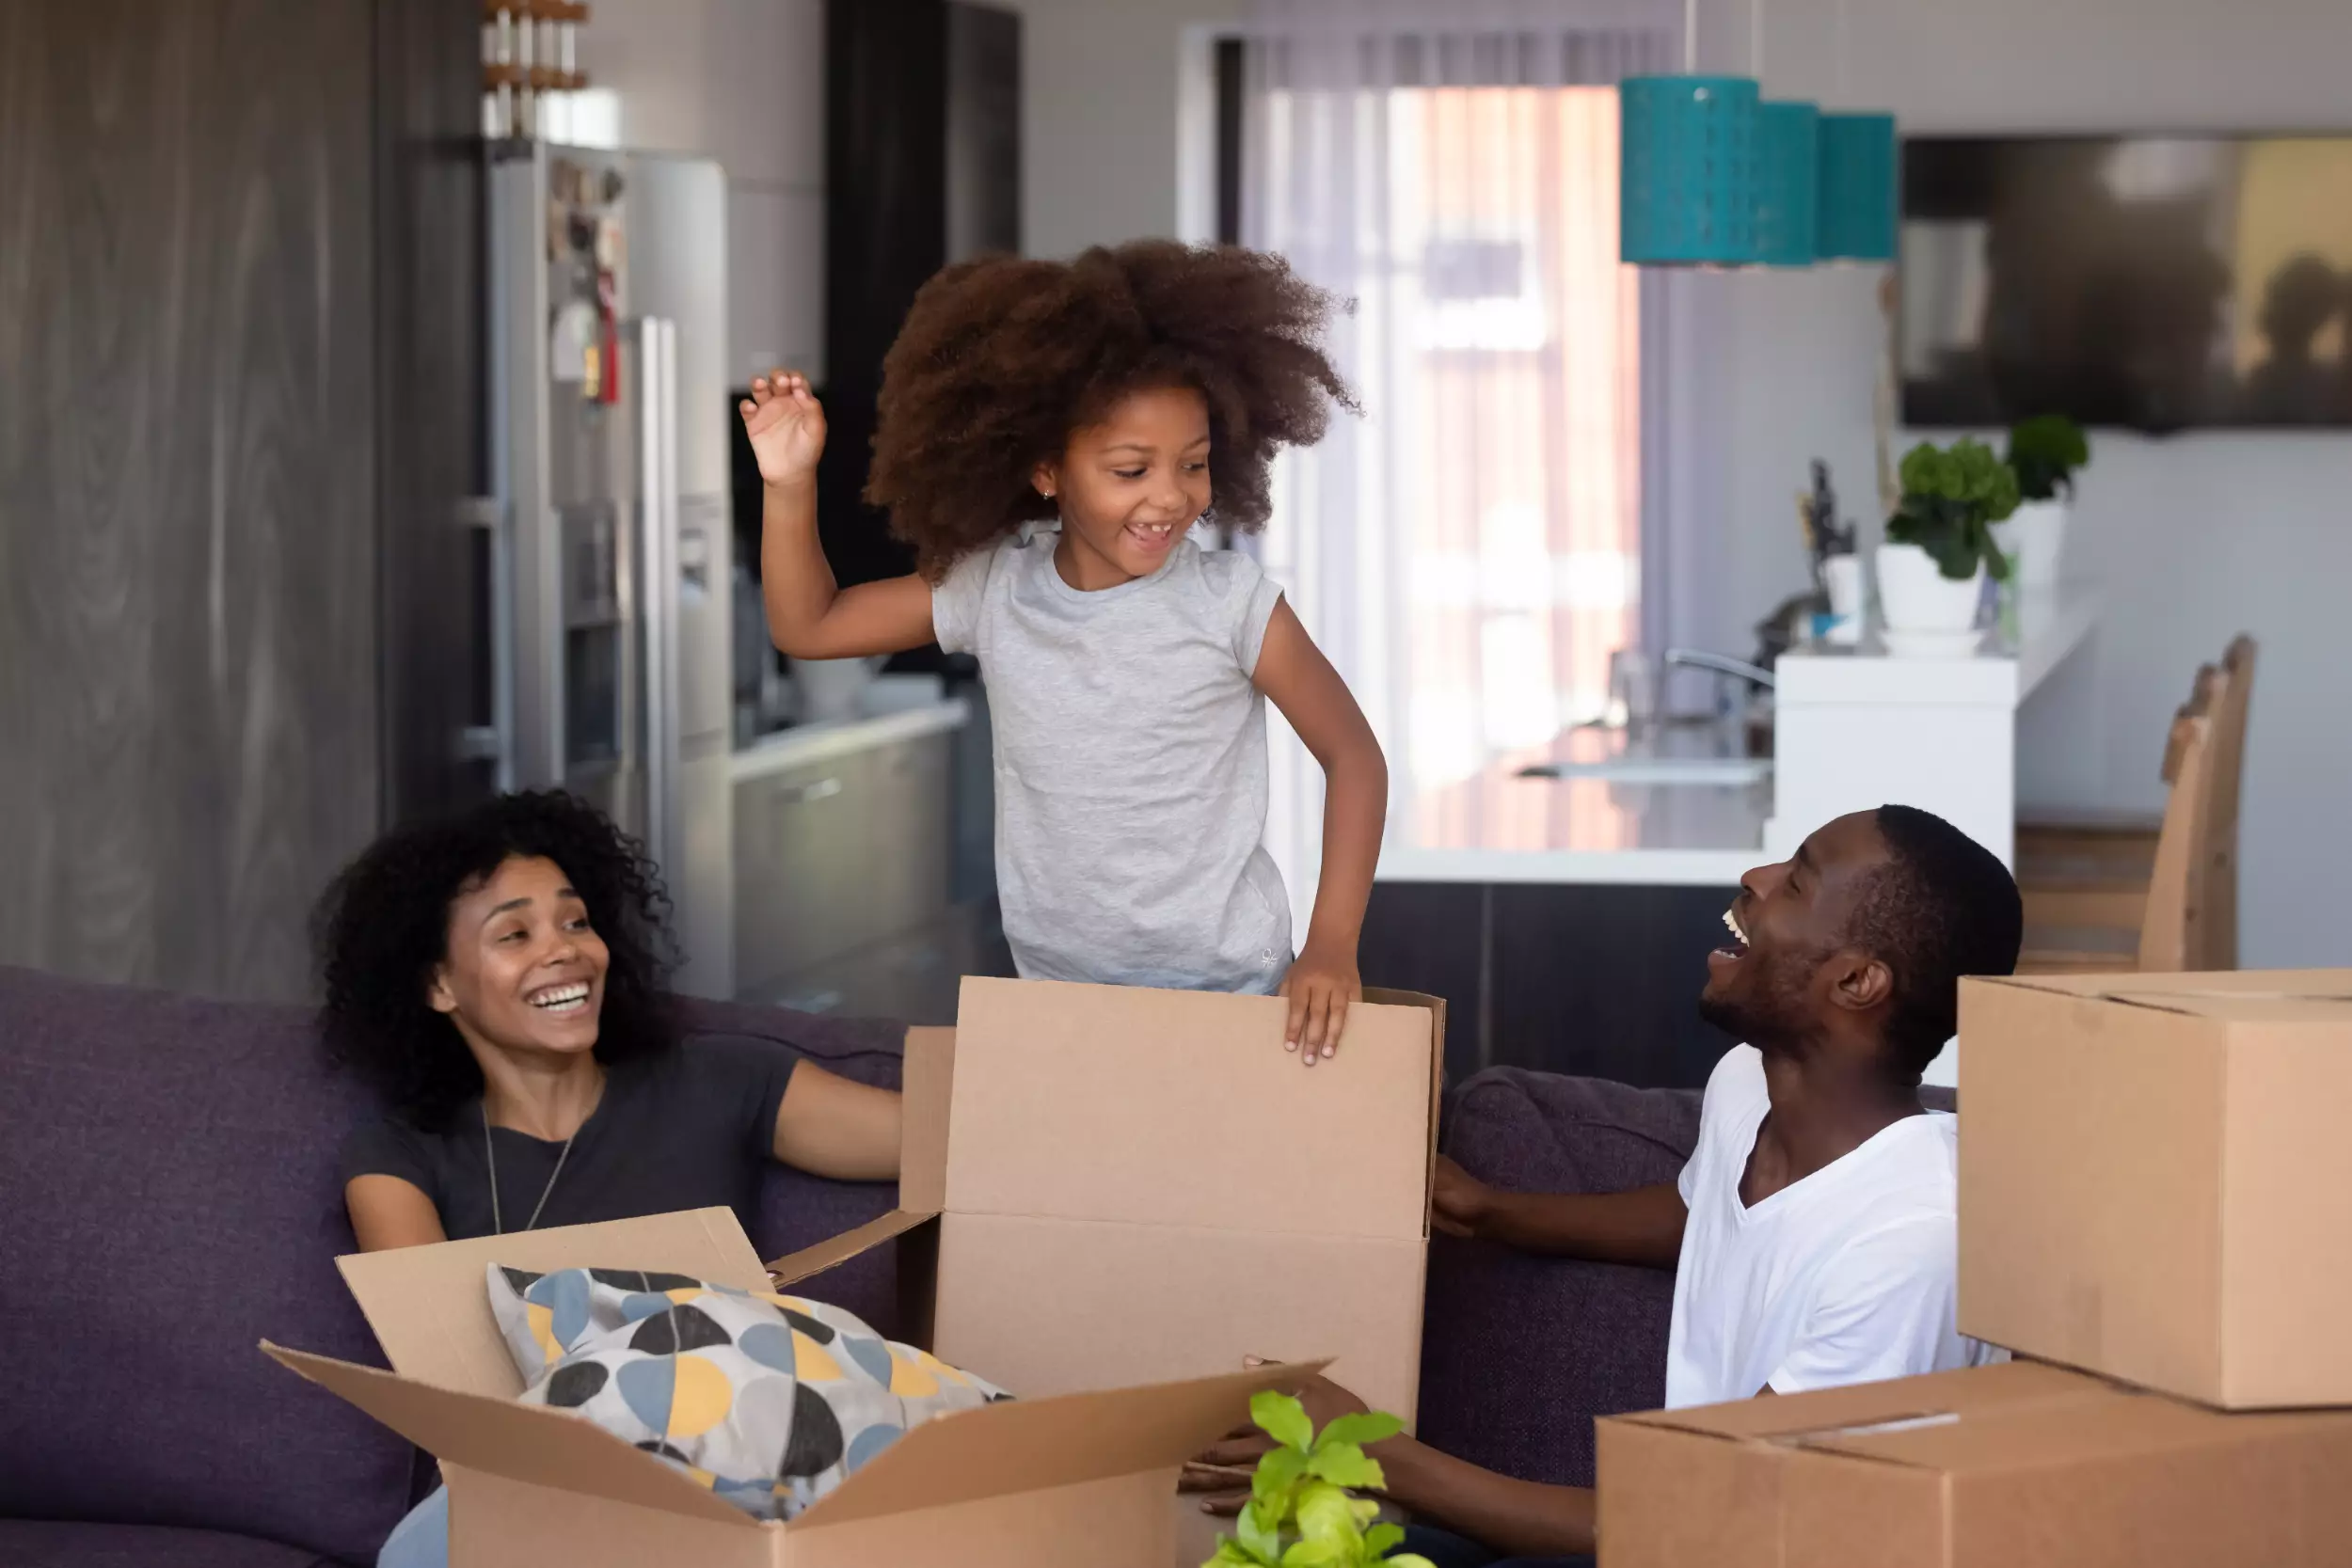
[338,1208,770,1395]
[944,977,1438,1243]
[1611,1360,2091,1443]
[900,1026,954,1212]
[1985,970,2352,1017]
[1613,1363,2320,1479]
[1792,1386,2301,1474]
[2100,990,2352,1024]
[262,1343,758,1528]
[763,1208,936,1289]
[787,1359,1325,1531]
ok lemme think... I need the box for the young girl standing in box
[742,242,1384,1061]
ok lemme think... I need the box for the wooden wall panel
[374,0,491,827]
[0,0,380,1000]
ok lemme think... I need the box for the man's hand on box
[1179,1359,1374,1515]
[1430,1154,1497,1239]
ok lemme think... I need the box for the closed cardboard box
[770,976,1443,1427]
[1597,1360,2352,1568]
[264,1209,1310,1567]
[1957,970,2352,1408]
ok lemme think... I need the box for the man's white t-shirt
[1663,1045,2002,1409]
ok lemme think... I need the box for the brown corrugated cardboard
[264,1207,1318,1567]
[769,976,1444,1427]
[1596,1360,2352,1568]
[1957,969,2352,1408]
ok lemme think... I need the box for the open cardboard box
[1596,1359,2352,1568]
[1957,969,2352,1408]
[765,977,1445,1427]
[262,1208,1315,1567]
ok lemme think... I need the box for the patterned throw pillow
[486,1265,1009,1520]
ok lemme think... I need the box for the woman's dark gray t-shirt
[335,1037,799,1241]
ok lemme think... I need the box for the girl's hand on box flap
[1280,942,1360,1065]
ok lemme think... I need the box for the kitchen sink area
[1512,720,1772,788]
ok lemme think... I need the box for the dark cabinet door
[1489,883,1740,1090]
[1362,880,1740,1092]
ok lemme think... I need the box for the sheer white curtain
[1237,0,1712,934]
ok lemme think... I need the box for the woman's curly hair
[866,241,1357,579]
[314,790,678,1130]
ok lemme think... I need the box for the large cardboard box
[1956,969,2352,1408]
[769,977,1444,1427]
[1596,1360,2352,1568]
[264,1209,1311,1567]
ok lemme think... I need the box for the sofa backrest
[0,964,417,1561]
[0,968,904,1561]
[673,995,907,1334]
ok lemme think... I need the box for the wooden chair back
[2136,662,2229,972]
[2200,636,2256,968]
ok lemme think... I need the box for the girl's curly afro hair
[313,790,678,1131]
[866,241,1357,579]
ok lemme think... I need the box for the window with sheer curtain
[1217,4,1690,927]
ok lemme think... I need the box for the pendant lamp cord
[1751,0,1763,82]
[1835,0,1850,103]
[1682,0,1695,73]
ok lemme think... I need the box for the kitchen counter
[730,697,971,782]
[1377,723,1770,888]
[1768,584,2102,868]
[1363,723,1763,1091]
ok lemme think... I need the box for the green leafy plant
[1886,437,2020,581]
[2005,413,2090,501]
[1204,1393,1436,1568]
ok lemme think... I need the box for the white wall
[1701,0,2352,968]
[574,0,827,385]
[996,0,1245,258]
[1009,0,2352,970]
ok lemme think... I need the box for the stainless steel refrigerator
[482,142,734,998]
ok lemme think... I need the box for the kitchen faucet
[1664,648,1775,752]
[1664,648,1776,689]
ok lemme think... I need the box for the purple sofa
[0,962,1744,1564]
[0,966,911,1568]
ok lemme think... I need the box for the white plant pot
[1876,543,1986,636]
[2005,498,2070,595]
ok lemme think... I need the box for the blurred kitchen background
[5,0,2349,1088]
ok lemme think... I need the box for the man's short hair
[1845,805,2025,1077]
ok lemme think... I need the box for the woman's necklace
[482,1085,595,1235]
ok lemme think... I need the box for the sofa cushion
[0,965,418,1563]
[673,996,908,1337]
[1417,1068,1703,1491]
[0,1521,331,1568]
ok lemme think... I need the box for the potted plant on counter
[1878,437,2018,654]
[1997,413,2090,594]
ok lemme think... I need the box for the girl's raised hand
[739,370,827,486]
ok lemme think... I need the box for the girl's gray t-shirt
[933,527,1292,994]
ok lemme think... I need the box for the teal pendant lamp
[1816,111,1898,261]
[1620,74,1759,265]
[1752,101,1820,266]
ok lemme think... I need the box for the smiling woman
[314,790,901,1253]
